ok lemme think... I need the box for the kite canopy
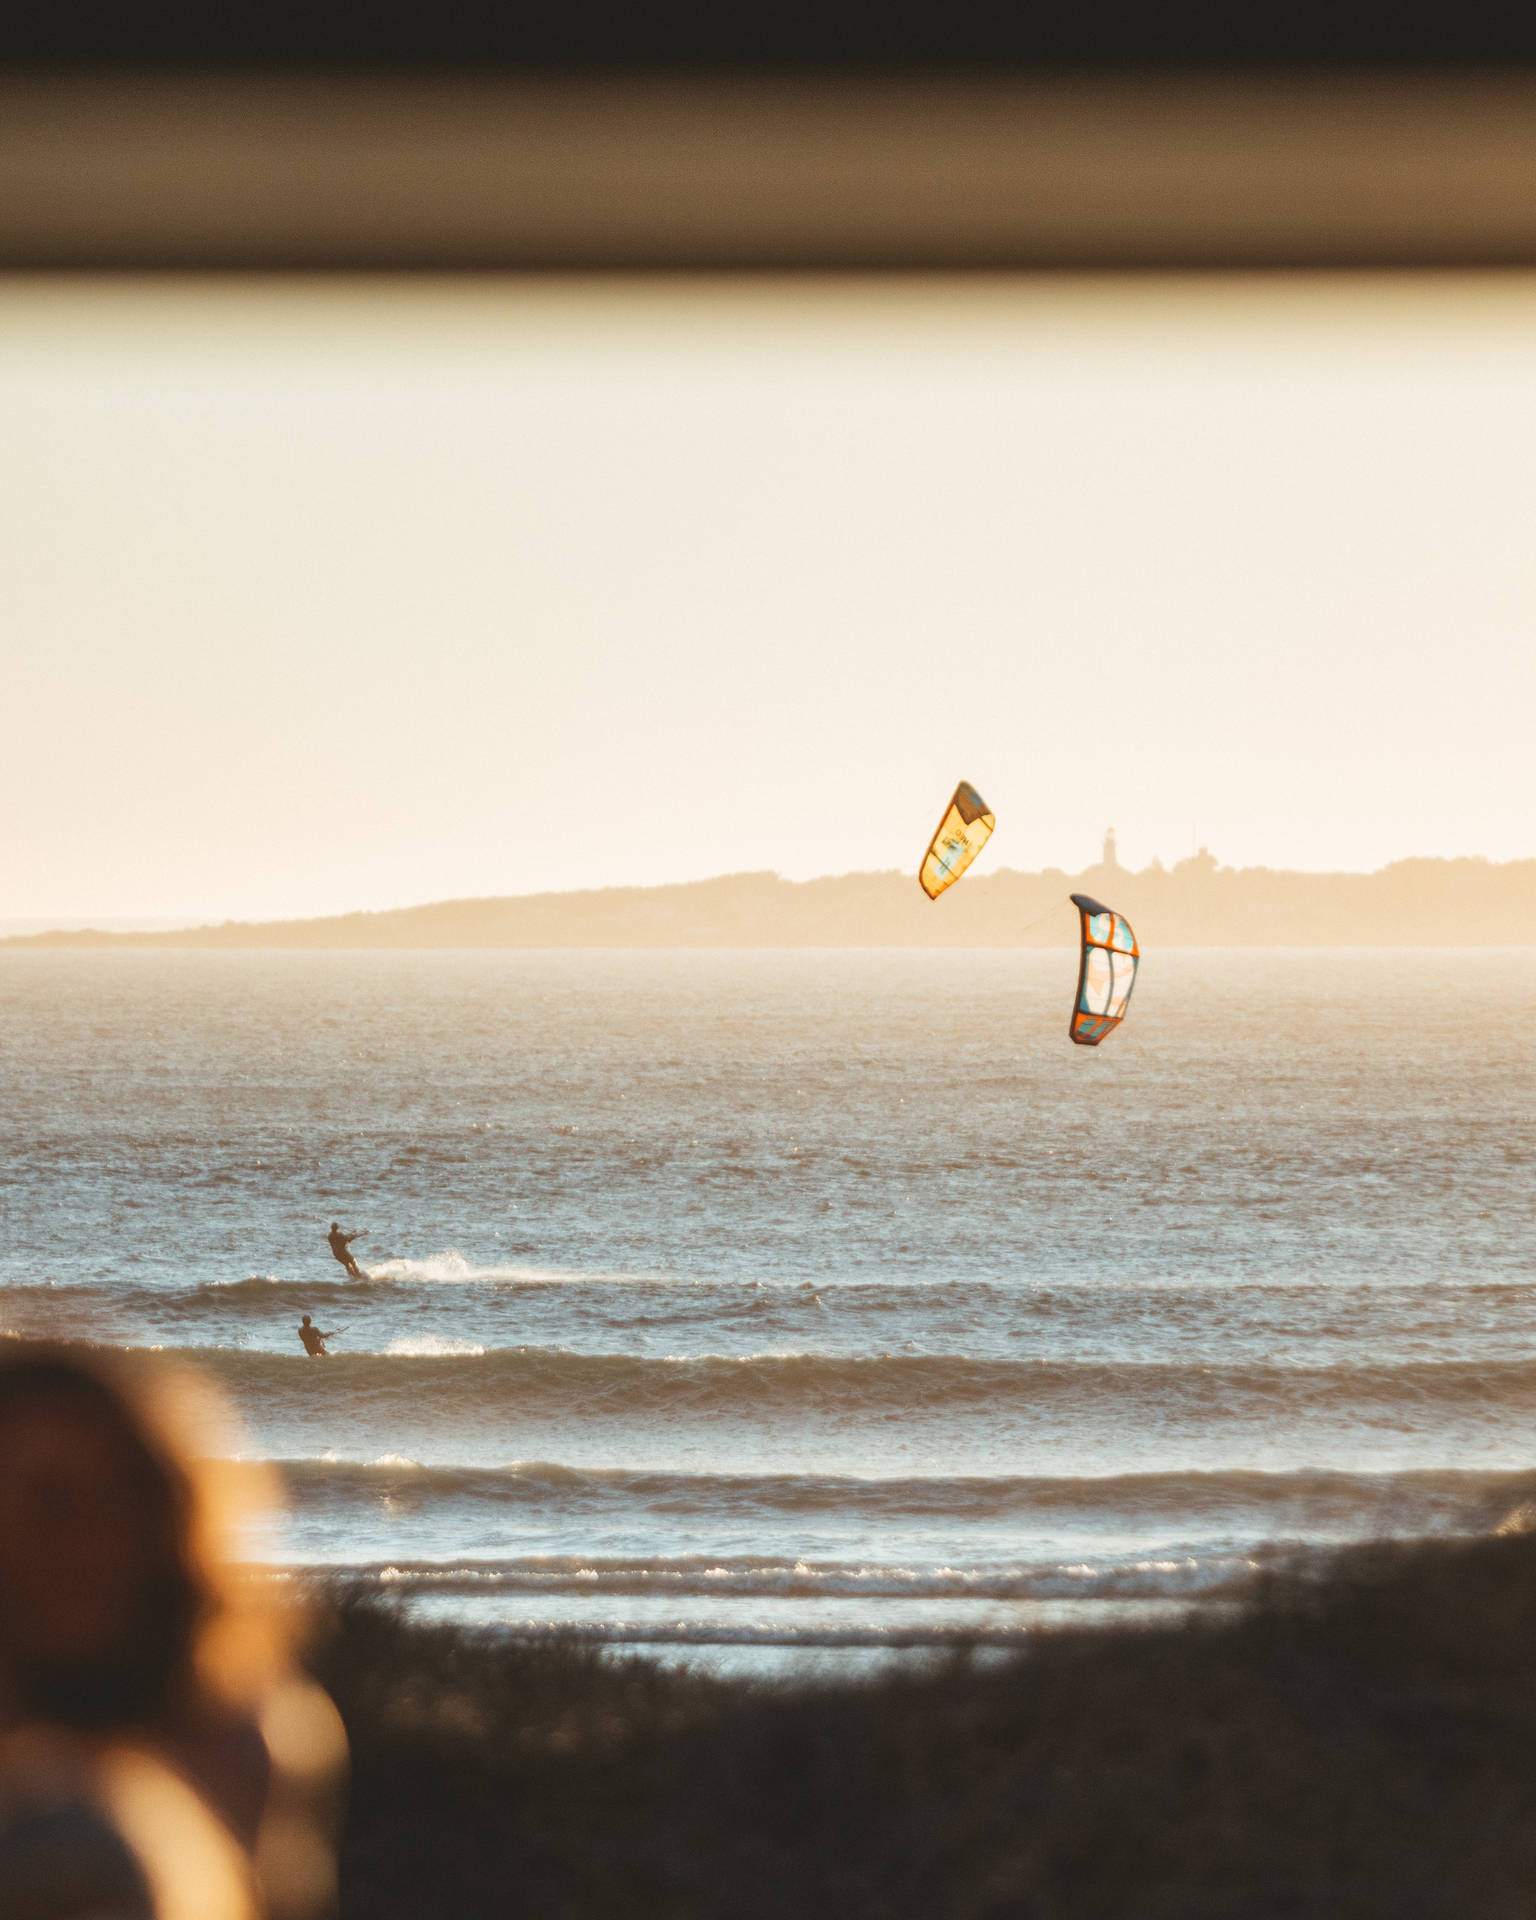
[1068,893,1139,1046]
[919,781,995,900]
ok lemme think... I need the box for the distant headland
[6,852,1534,948]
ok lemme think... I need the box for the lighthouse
[1102,826,1118,871]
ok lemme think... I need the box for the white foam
[367,1250,658,1288]
[384,1336,487,1357]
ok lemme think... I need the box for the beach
[316,1528,1536,1917]
[3,946,1533,1663]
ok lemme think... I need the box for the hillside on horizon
[5,854,1535,949]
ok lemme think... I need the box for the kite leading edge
[919,781,995,901]
[1068,893,1139,1046]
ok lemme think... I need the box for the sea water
[2,948,1533,1659]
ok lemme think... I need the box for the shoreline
[316,1526,1536,1916]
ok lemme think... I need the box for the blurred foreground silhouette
[0,1344,345,1920]
[10,1337,1534,1915]
[316,1529,1536,1918]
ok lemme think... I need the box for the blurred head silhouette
[0,1342,344,1920]
[0,1343,280,1731]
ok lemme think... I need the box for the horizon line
[5,849,1532,946]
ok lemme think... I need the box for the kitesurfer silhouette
[297,1315,342,1358]
[326,1222,366,1279]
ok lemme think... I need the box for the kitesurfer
[326,1222,366,1279]
[298,1314,342,1358]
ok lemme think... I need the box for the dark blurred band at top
[4,69,1536,271]
[3,0,1536,270]
[6,0,1536,68]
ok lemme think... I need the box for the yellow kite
[918,782,995,900]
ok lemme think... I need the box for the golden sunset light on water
[4,272,1535,926]
[8,25,1536,1911]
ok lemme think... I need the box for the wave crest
[186,1344,1536,1427]
[282,1549,1270,1606]
[278,1458,1536,1537]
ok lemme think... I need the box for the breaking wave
[171,1343,1536,1429]
[282,1549,1271,1606]
[383,1336,487,1358]
[276,1457,1536,1538]
[363,1251,657,1287]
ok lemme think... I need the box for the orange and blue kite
[1068,893,1139,1046]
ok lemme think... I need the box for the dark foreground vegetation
[313,1533,1536,1919]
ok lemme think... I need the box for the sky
[3,272,1535,927]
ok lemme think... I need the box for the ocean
[2,947,1534,1666]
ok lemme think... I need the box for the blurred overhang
[5,69,1536,271]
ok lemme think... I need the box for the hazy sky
[4,273,1535,925]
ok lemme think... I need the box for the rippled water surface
[2,948,1533,1650]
